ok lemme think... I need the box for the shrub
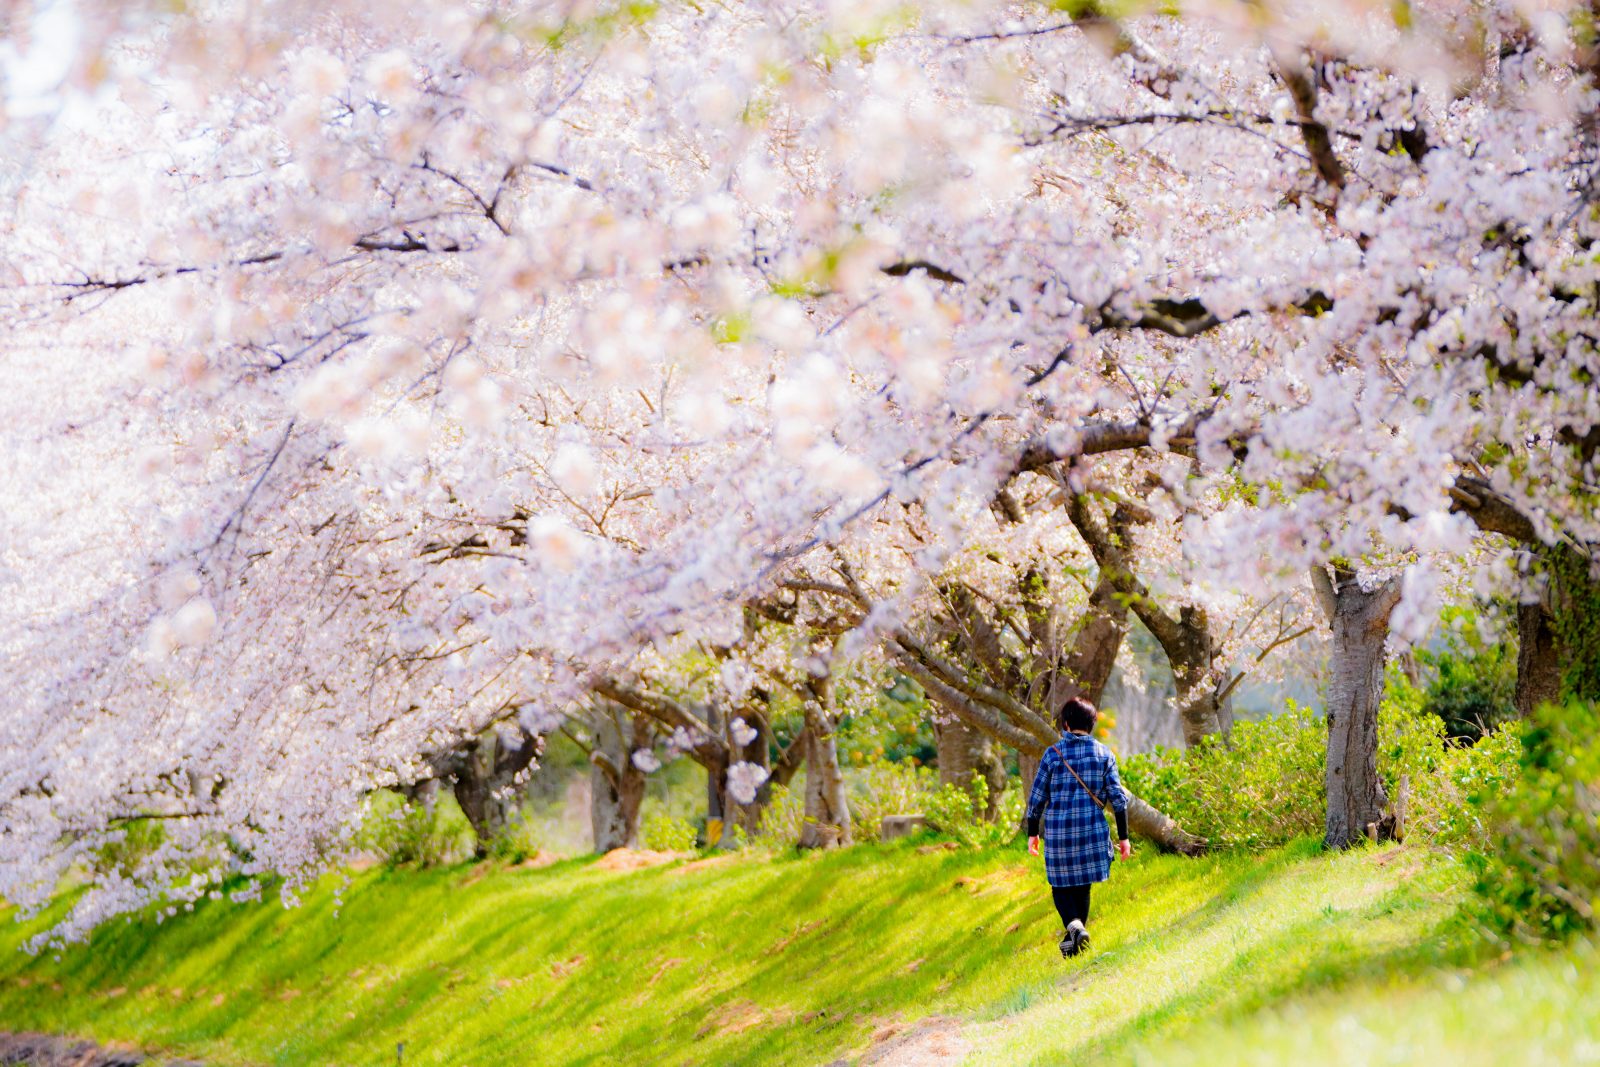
[640,812,699,853]
[1380,684,1522,849]
[89,816,169,878]
[1390,608,1518,742]
[848,759,938,842]
[1121,704,1326,850]
[924,771,1023,849]
[486,807,545,864]
[354,790,473,868]
[753,780,807,847]
[1469,700,1600,945]
[1119,692,1521,854]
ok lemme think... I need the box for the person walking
[1025,696,1132,958]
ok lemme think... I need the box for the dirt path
[845,1016,972,1067]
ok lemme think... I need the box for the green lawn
[0,838,1591,1065]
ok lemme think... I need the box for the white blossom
[725,761,769,806]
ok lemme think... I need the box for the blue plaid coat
[1026,733,1129,887]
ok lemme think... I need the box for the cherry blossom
[3,0,1598,939]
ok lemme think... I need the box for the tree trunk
[1053,573,1130,708]
[1126,793,1207,856]
[590,760,645,852]
[699,703,733,848]
[1175,687,1225,747]
[1321,569,1402,850]
[590,713,648,853]
[1018,749,1041,800]
[397,774,440,812]
[728,708,775,839]
[797,678,851,849]
[933,713,1006,819]
[1516,598,1562,718]
[441,726,540,858]
[1169,607,1226,747]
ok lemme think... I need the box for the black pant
[1052,884,1092,929]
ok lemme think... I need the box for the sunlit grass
[0,837,1580,1066]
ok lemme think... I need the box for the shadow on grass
[0,837,1475,1067]
[991,845,1483,1067]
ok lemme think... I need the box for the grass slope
[0,838,1591,1065]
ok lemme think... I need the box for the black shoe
[1065,920,1088,957]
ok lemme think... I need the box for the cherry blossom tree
[8,0,1600,939]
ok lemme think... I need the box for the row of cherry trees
[4,0,1600,942]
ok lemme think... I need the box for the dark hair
[1057,696,1098,734]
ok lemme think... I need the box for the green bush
[924,771,1022,849]
[1379,683,1522,849]
[848,759,938,842]
[1121,704,1327,850]
[89,816,169,878]
[753,780,807,846]
[640,812,699,852]
[1469,700,1600,945]
[1392,608,1518,742]
[354,790,473,868]
[486,807,546,864]
[1120,692,1521,854]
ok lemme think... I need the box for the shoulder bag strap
[1056,740,1107,811]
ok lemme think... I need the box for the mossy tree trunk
[1516,598,1563,718]
[934,714,1007,820]
[1545,546,1600,705]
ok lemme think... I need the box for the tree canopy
[4,0,1600,940]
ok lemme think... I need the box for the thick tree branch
[1278,57,1347,192]
[1065,493,1185,653]
[1447,476,1541,544]
[894,653,1052,751]
[591,679,723,767]
[889,633,1049,742]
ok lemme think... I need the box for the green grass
[0,838,1592,1065]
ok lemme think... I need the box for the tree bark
[405,725,540,858]
[1127,793,1207,856]
[797,676,852,849]
[590,712,649,853]
[1515,598,1562,718]
[1054,573,1130,708]
[1316,566,1402,850]
[1018,749,1041,804]
[933,713,1007,819]
[1164,606,1228,746]
[1066,494,1227,749]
